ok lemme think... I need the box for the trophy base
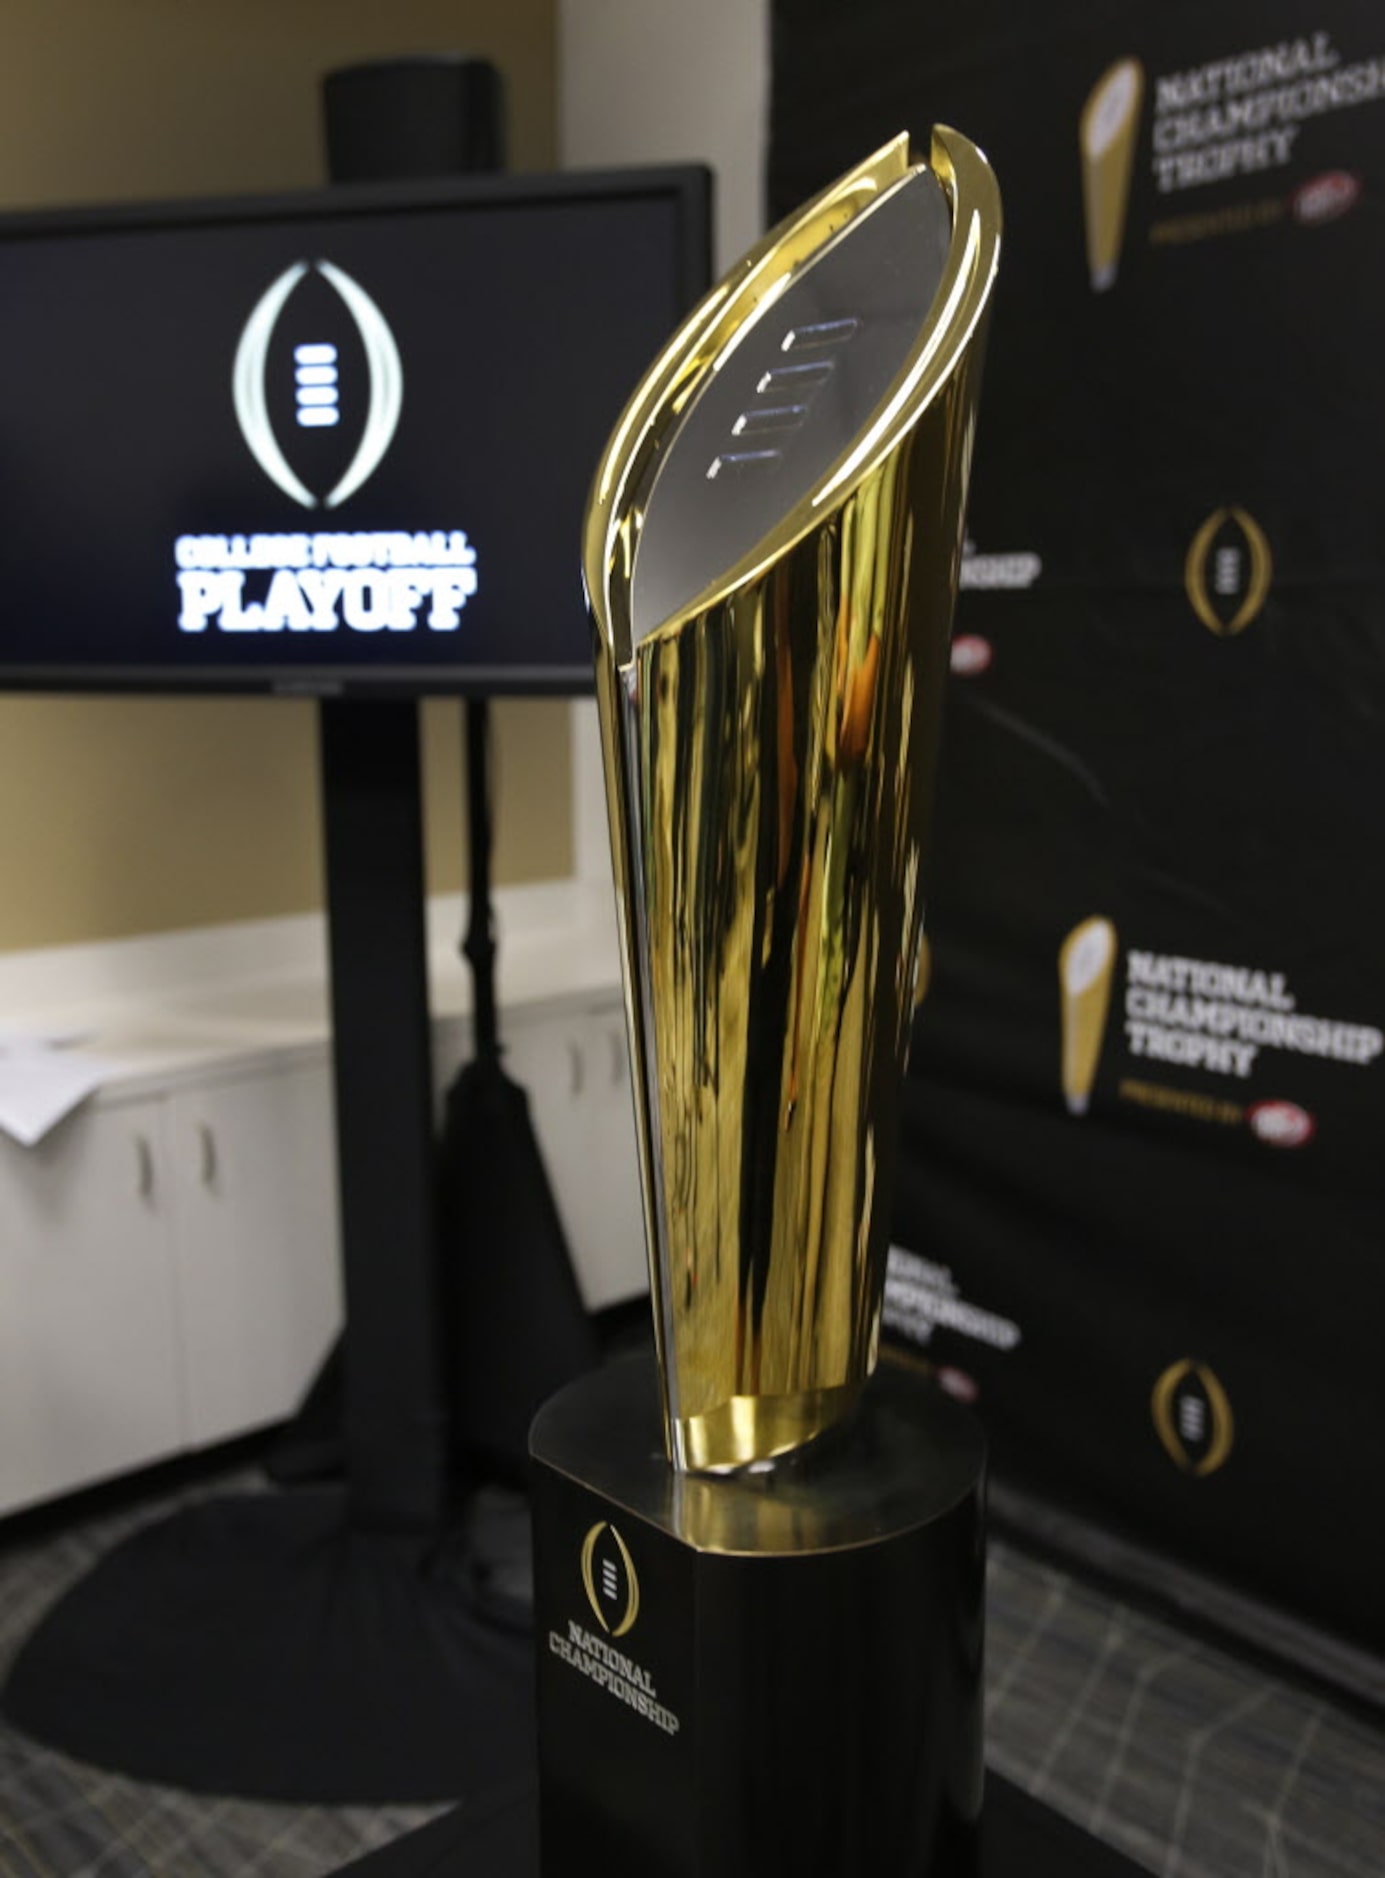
[531,1352,986,1877]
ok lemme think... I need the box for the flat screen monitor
[0,165,710,696]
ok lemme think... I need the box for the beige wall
[0,0,568,953]
[558,0,769,887]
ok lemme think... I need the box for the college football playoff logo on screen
[232,260,403,509]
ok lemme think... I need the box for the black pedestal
[530,1354,986,1878]
[328,1772,1151,1878]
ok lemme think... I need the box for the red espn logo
[1292,171,1362,225]
[1247,1100,1315,1148]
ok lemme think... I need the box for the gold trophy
[1080,58,1144,292]
[1059,915,1118,1114]
[532,128,1000,1877]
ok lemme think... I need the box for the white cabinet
[434,995,648,1313]
[0,1052,342,1517]
[168,1057,341,1449]
[503,1001,647,1311]
[0,1093,183,1513]
[0,984,640,1517]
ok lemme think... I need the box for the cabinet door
[504,1001,648,1312]
[569,1005,650,1310]
[0,1096,183,1514]
[170,1057,342,1448]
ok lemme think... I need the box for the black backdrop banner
[771,0,1385,1658]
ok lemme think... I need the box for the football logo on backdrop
[1185,507,1273,635]
[1151,1358,1234,1476]
[581,1522,640,1638]
[232,260,403,509]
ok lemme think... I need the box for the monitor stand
[319,697,450,1535]
[2,55,600,1805]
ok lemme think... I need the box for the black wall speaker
[323,55,505,183]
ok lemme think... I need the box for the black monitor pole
[315,56,596,1505]
[319,697,446,1531]
[315,53,510,1536]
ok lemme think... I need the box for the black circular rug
[2,1487,535,1804]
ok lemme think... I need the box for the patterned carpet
[0,1467,1380,1877]
[982,1547,1384,1878]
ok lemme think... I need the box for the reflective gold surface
[585,129,1001,1472]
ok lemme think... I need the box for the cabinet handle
[198,1123,218,1188]
[134,1133,155,1201]
[568,1041,584,1096]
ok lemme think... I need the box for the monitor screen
[0,166,709,696]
